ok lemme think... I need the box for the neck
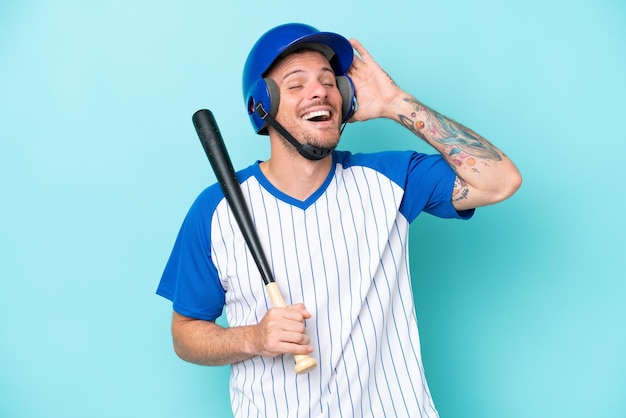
[260,144,333,201]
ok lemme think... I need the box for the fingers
[255,305,314,357]
[290,302,312,320]
[349,37,370,62]
[345,36,405,122]
[347,37,380,81]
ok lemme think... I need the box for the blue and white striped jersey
[158,150,473,418]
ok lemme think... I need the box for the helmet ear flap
[336,75,356,123]
[264,78,280,119]
[247,78,281,135]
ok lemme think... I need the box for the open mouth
[302,110,332,122]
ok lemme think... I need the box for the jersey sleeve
[156,186,226,321]
[401,152,474,222]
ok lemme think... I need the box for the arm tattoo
[398,97,502,166]
[452,176,470,202]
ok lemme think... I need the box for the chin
[307,135,340,150]
[308,126,341,144]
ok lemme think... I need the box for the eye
[321,77,337,88]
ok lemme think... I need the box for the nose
[308,80,328,100]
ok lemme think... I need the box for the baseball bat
[192,109,317,375]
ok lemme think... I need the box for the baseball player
[157,23,521,417]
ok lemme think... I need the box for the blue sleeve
[400,152,474,222]
[156,186,226,321]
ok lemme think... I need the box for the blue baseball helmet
[242,23,356,135]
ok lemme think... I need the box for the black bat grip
[192,109,275,286]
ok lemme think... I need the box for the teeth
[302,110,330,120]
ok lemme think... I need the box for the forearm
[170,305,314,366]
[171,312,257,366]
[391,95,521,207]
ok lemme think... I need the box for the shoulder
[333,149,446,187]
[187,162,258,220]
[334,149,412,173]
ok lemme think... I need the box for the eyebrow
[282,66,334,82]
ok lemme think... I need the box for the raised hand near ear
[347,38,405,122]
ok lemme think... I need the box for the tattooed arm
[347,38,521,210]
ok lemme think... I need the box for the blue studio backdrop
[1,1,625,417]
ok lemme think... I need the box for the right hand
[251,303,314,357]
[347,38,405,122]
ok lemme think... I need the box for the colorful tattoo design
[399,97,502,167]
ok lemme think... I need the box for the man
[157,23,521,417]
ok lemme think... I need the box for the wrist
[385,90,411,120]
[237,325,256,357]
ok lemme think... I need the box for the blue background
[1,1,624,417]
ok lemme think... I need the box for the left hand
[347,38,405,122]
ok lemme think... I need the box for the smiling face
[265,49,344,154]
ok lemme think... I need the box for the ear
[336,75,356,123]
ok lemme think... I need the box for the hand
[347,38,405,122]
[251,303,314,357]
